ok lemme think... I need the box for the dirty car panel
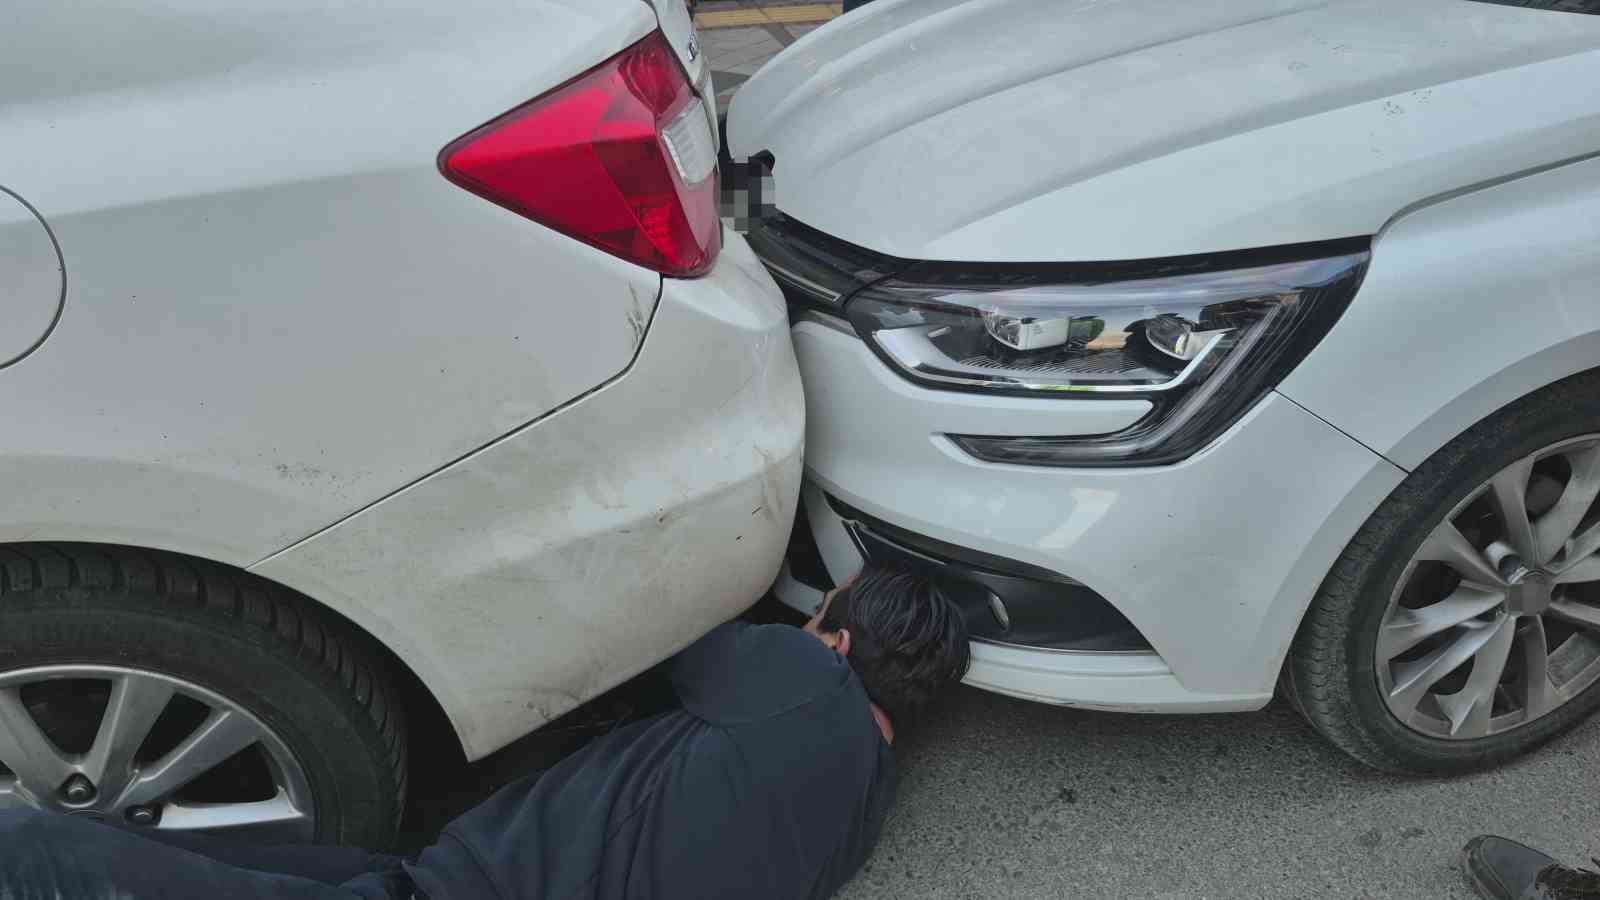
[253,232,803,759]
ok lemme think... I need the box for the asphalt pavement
[836,687,1600,899]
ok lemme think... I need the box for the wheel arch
[0,540,463,763]
[1270,364,1600,693]
[1383,340,1600,472]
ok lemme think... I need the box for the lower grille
[827,496,1152,652]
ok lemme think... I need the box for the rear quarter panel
[0,0,660,562]
[1280,154,1600,470]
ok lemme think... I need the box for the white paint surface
[0,0,664,561]
[730,0,1600,261]
[255,234,803,758]
[1281,154,1600,470]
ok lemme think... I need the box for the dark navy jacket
[403,622,897,900]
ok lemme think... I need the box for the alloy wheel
[1376,435,1600,740]
[0,665,314,838]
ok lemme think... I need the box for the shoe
[1461,836,1600,899]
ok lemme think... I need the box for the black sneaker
[1461,836,1600,899]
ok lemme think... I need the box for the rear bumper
[257,232,804,759]
[778,318,1406,712]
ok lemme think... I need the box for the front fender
[1280,154,1600,471]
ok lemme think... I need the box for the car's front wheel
[0,544,405,846]
[1286,372,1600,773]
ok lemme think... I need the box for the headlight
[846,248,1369,466]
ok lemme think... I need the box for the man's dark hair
[820,564,971,724]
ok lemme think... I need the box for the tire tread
[0,542,407,833]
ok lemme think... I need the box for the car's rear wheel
[0,544,405,846]
[1286,372,1600,773]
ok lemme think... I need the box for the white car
[735,0,1600,773]
[0,0,801,845]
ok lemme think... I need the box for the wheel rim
[1377,435,1600,740]
[0,665,314,839]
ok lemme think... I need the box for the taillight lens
[439,31,720,277]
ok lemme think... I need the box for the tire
[1285,371,1600,774]
[0,543,405,846]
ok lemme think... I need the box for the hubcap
[1377,435,1600,740]
[0,666,314,839]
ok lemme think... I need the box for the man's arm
[671,621,853,726]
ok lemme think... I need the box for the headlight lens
[846,249,1368,466]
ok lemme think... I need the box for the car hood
[728,0,1600,262]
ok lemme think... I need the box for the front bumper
[778,317,1405,711]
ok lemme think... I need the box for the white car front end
[734,0,1600,723]
[785,313,1398,712]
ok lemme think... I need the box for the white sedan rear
[0,0,801,845]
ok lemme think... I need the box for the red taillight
[439,31,720,277]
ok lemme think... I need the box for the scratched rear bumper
[254,231,804,758]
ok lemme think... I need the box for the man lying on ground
[0,563,970,900]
